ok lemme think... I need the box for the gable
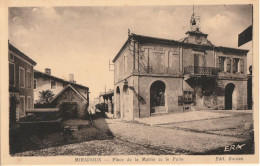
[50,85,88,104]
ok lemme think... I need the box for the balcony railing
[184,66,219,75]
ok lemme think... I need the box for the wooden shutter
[240,59,244,73]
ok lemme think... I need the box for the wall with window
[137,44,181,76]
[217,51,247,77]
[114,44,134,84]
[182,48,215,69]
[9,51,35,115]
[33,76,64,103]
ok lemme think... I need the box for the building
[34,69,89,119]
[100,90,114,116]
[9,42,37,125]
[112,12,249,120]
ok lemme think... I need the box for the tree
[38,90,55,104]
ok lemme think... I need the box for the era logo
[224,144,246,152]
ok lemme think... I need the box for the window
[143,48,150,72]
[51,81,56,89]
[19,67,25,88]
[240,59,244,74]
[164,51,173,68]
[27,96,32,109]
[218,57,225,72]
[34,79,37,89]
[233,58,239,73]
[9,63,15,86]
[27,71,31,88]
[226,58,231,73]
[20,96,25,115]
[183,91,193,103]
[9,53,14,62]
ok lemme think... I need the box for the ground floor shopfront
[114,75,248,120]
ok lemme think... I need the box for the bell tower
[190,6,201,31]
[183,6,213,46]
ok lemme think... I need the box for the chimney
[45,68,51,75]
[69,74,75,83]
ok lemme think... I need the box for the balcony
[184,66,219,76]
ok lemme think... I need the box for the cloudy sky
[9,5,253,101]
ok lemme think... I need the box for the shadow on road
[9,116,114,155]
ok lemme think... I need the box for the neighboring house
[99,90,114,115]
[112,12,249,120]
[9,42,37,125]
[34,69,89,119]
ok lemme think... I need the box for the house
[9,42,37,126]
[112,11,249,120]
[99,90,114,117]
[34,69,89,119]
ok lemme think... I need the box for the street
[14,110,254,156]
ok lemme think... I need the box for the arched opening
[225,83,237,110]
[9,96,17,126]
[150,81,166,114]
[116,86,121,118]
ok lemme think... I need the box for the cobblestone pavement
[93,111,253,154]
[134,110,252,126]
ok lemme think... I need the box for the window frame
[9,52,14,62]
[27,70,32,89]
[20,95,25,116]
[27,96,32,109]
[19,66,25,88]
[34,79,37,89]
[51,80,56,89]
[9,62,15,86]
[183,91,193,104]
[233,58,239,74]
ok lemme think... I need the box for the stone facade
[9,42,37,123]
[50,85,89,119]
[113,27,249,120]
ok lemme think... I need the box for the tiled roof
[34,70,89,90]
[50,84,88,103]
[100,89,114,97]
[8,42,37,66]
[112,33,249,63]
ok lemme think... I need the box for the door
[9,97,16,125]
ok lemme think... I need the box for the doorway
[225,83,237,110]
[9,96,17,125]
[150,81,166,114]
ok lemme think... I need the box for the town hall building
[112,11,249,120]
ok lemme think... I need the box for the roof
[34,70,89,90]
[112,33,249,63]
[8,42,37,66]
[50,84,88,103]
[185,30,208,37]
[100,89,114,97]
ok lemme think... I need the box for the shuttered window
[233,58,239,73]
[27,71,31,88]
[240,59,244,74]
[19,67,25,88]
[218,57,225,72]
[226,58,231,73]
[9,63,15,86]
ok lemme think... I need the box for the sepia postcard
[0,0,259,165]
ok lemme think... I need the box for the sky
[8,5,253,101]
